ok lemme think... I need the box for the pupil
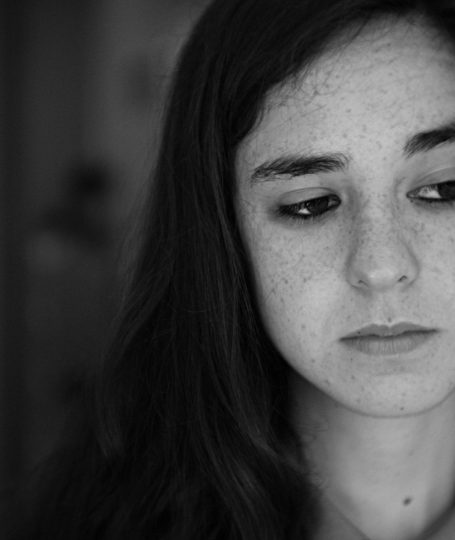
[306,197,329,213]
[439,182,455,198]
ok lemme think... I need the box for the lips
[340,322,438,356]
[341,322,435,339]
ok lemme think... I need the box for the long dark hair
[11,0,455,539]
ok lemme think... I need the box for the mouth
[342,322,436,339]
[340,329,438,356]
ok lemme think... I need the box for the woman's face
[235,17,455,417]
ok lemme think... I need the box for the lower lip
[340,331,437,356]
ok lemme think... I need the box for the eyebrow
[403,121,455,157]
[250,120,455,184]
[251,153,349,183]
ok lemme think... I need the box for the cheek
[430,229,455,308]
[241,215,342,358]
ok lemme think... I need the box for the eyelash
[276,181,455,223]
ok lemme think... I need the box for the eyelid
[413,166,455,185]
[278,187,333,205]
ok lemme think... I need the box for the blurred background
[0,0,208,495]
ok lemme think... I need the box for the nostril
[353,270,410,292]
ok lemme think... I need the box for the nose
[346,211,419,293]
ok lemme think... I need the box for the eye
[410,180,455,206]
[276,194,341,222]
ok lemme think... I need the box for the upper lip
[342,322,436,339]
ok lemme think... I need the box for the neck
[290,376,455,540]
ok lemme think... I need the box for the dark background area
[0,0,207,495]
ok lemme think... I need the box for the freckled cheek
[246,234,309,294]
[433,231,455,288]
[245,227,339,328]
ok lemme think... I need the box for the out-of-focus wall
[22,0,100,477]
[2,0,28,496]
[1,1,7,492]
[1,0,208,491]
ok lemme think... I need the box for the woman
[13,0,455,538]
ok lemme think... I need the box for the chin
[332,382,455,419]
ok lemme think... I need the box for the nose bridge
[346,195,419,292]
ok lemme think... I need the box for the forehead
[237,17,455,173]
